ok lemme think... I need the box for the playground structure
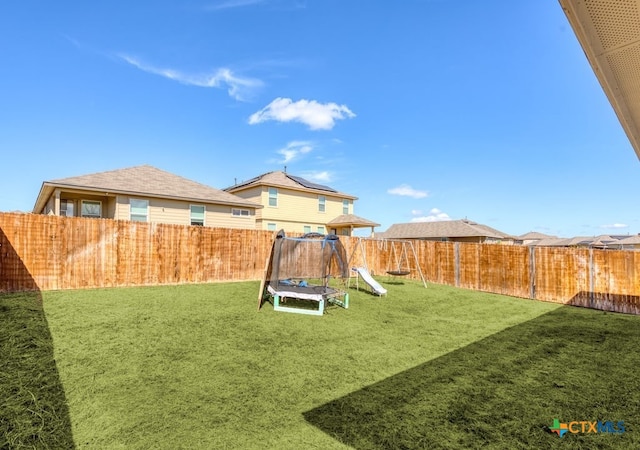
[347,237,427,294]
[258,230,350,316]
[351,266,387,296]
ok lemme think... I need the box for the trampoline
[258,230,350,315]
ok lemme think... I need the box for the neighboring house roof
[224,171,358,200]
[326,214,380,228]
[590,235,620,247]
[517,231,556,240]
[547,236,603,247]
[526,237,567,247]
[530,234,630,247]
[611,234,640,245]
[33,165,262,213]
[381,219,512,240]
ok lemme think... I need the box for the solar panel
[286,174,337,192]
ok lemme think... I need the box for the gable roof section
[225,171,358,200]
[526,237,569,247]
[34,165,261,213]
[382,219,511,240]
[517,231,556,240]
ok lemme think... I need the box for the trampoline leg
[273,295,325,316]
[344,293,349,309]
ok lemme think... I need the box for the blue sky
[2,0,639,238]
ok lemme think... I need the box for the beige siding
[206,204,256,229]
[44,196,55,215]
[41,190,256,229]
[230,186,264,220]
[259,188,348,229]
[117,196,255,229]
[230,186,262,203]
[257,219,328,234]
[114,195,129,220]
[105,197,117,218]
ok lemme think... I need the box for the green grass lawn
[3,279,640,449]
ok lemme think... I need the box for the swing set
[379,239,427,287]
[348,237,427,289]
[385,239,412,276]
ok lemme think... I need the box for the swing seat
[387,270,410,276]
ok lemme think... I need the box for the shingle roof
[590,235,619,247]
[611,234,640,245]
[530,235,628,247]
[517,231,556,240]
[39,165,260,208]
[381,219,511,240]
[326,214,380,227]
[528,237,568,246]
[225,171,357,199]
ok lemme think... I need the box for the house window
[303,225,312,234]
[317,226,325,234]
[268,188,278,207]
[232,208,250,217]
[81,200,101,218]
[190,205,205,226]
[130,199,149,222]
[318,195,326,213]
[60,200,74,217]
[267,223,276,231]
[343,199,349,214]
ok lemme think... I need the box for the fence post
[529,246,535,300]
[589,248,594,308]
[454,242,460,287]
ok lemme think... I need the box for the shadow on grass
[304,306,640,449]
[0,227,75,448]
[384,280,407,286]
[348,287,387,298]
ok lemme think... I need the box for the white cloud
[277,141,313,163]
[207,0,266,10]
[248,97,356,130]
[387,184,429,199]
[301,171,333,183]
[600,223,628,229]
[118,54,263,101]
[411,208,451,223]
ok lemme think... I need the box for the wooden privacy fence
[1,212,639,314]
[0,213,274,291]
[342,237,640,314]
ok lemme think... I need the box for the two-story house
[224,171,379,236]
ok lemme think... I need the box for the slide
[353,267,387,296]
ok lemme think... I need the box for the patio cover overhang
[326,214,380,236]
